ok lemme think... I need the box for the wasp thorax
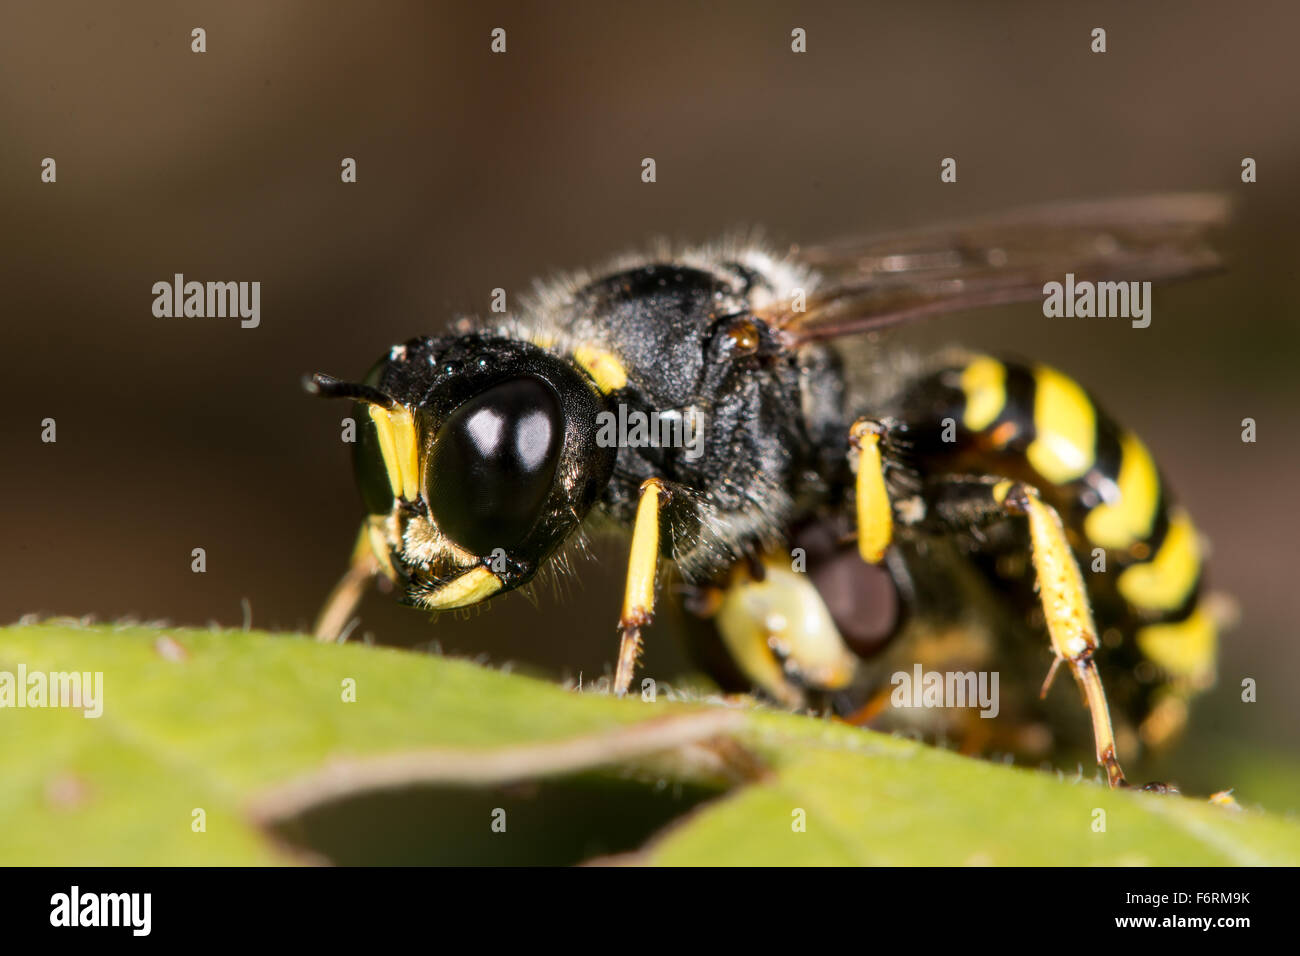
[424,376,564,555]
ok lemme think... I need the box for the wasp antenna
[304,372,396,408]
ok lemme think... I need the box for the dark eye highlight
[425,376,564,554]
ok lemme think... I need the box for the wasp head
[309,335,616,611]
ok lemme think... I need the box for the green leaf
[2,621,1297,866]
[641,711,1300,865]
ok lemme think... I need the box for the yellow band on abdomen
[960,356,1007,431]
[1084,430,1160,551]
[1135,603,1217,689]
[1028,365,1096,484]
[1118,509,1202,612]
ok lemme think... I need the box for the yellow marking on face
[366,403,422,503]
[1019,487,1098,661]
[960,356,1007,431]
[387,404,421,502]
[851,423,892,564]
[367,404,421,502]
[622,478,663,624]
[417,566,503,610]
[367,404,403,498]
[1118,509,1201,612]
[1085,431,1160,550]
[1135,604,1217,689]
[1028,365,1096,484]
[573,345,628,393]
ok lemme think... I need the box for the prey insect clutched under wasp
[306,194,1229,789]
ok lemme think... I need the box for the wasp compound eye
[425,376,564,555]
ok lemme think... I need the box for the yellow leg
[994,480,1128,787]
[314,522,386,642]
[613,478,666,696]
[849,418,894,564]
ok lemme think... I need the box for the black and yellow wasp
[308,194,1227,788]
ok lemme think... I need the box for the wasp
[308,194,1228,788]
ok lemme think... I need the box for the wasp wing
[764,193,1229,344]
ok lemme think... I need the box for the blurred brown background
[3,1,1297,798]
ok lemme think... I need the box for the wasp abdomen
[900,355,1216,704]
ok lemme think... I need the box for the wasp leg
[314,521,387,642]
[613,478,668,695]
[848,418,896,564]
[927,476,1128,788]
